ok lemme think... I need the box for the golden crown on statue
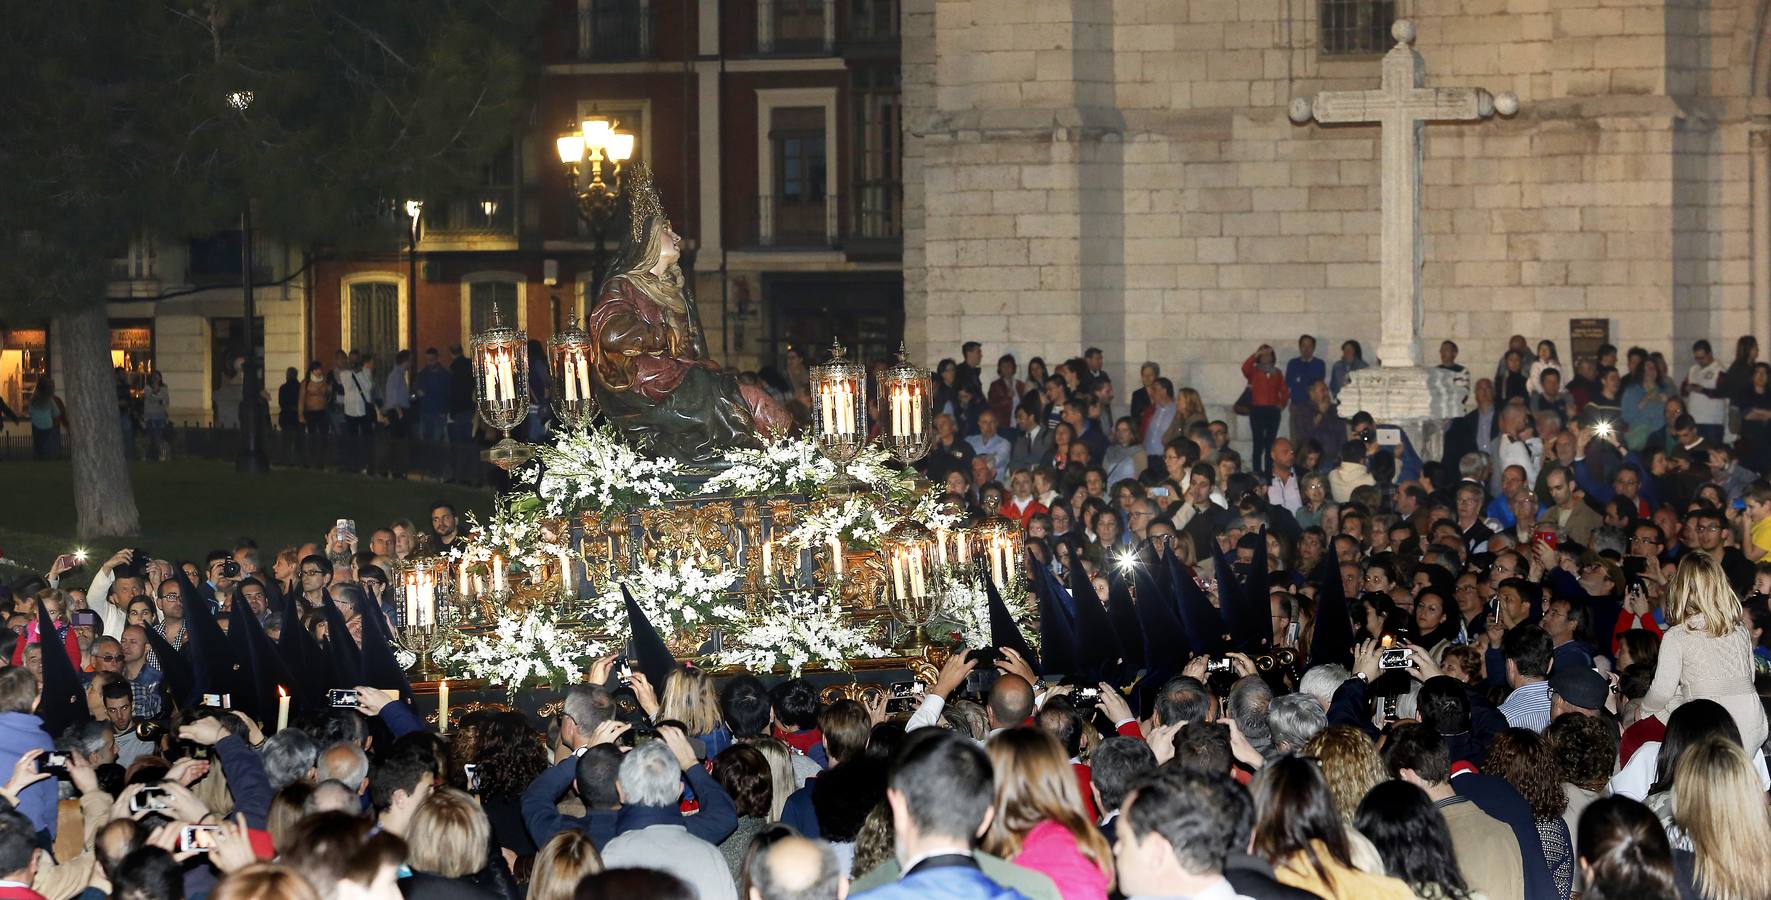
[625,163,671,244]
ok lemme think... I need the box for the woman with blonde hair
[743,737,796,821]
[1670,736,1771,900]
[659,666,729,754]
[1303,726,1387,828]
[527,831,603,900]
[1174,387,1207,435]
[1640,552,1768,750]
[406,787,504,894]
[983,728,1113,900]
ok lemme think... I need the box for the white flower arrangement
[449,608,606,699]
[710,590,887,675]
[924,574,1039,650]
[536,425,682,517]
[584,552,746,643]
[786,496,897,549]
[702,436,839,496]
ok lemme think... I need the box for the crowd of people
[0,333,1770,900]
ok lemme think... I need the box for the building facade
[901,0,1771,405]
[308,0,907,396]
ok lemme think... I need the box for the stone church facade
[901,0,1771,407]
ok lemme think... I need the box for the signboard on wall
[1569,318,1610,364]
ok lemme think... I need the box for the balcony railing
[424,191,517,237]
[578,0,653,61]
[747,193,840,249]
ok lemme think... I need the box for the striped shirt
[1499,679,1553,732]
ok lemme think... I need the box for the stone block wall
[904,0,1770,435]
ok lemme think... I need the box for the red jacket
[0,886,45,900]
[1241,355,1289,408]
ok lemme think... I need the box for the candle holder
[395,560,448,679]
[548,314,597,432]
[472,307,534,471]
[880,520,943,642]
[878,343,934,467]
[810,339,867,489]
[975,513,1026,599]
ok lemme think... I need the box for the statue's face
[658,225,683,268]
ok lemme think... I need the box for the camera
[217,559,241,580]
[965,648,1003,668]
[69,610,100,630]
[38,753,68,774]
[1378,648,1414,670]
[200,693,232,709]
[178,825,222,853]
[130,787,171,813]
[327,689,360,708]
[118,549,149,579]
[886,681,925,714]
[1204,657,1236,674]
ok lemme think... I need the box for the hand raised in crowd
[1226,652,1257,678]
[351,686,395,717]
[165,757,210,787]
[587,653,619,686]
[157,780,212,825]
[0,750,48,805]
[103,548,134,575]
[657,724,699,772]
[178,717,230,747]
[1226,716,1265,771]
[862,692,889,726]
[1353,638,1383,684]
[208,814,259,875]
[65,748,101,797]
[230,710,265,747]
[996,647,1037,685]
[586,719,631,748]
[145,823,204,864]
[1401,643,1444,681]
[1145,722,1181,765]
[1096,681,1134,725]
[932,646,979,697]
[629,671,660,718]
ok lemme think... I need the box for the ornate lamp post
[404,199,423,367]
[548,315,596,432]
[557,117,636,289]
[471,307,533,470]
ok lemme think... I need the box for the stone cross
[1290,20,1518,368]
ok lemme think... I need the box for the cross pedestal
[1290,19,1519,459]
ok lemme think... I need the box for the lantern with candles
[880,520,943,639]
[394,559,448,678]
[809,339,867,476]
[548,314,597,432]
[976,516,1025,596]
[878,343,934,467]
[471,306,533,470]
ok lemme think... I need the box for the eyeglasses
[1695,524,1724,534]
[301,569,326,577]
[1629,536,1662,546]
[159,592,181,600]
[94,654,121,663]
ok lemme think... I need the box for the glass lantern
[810,339,867,475]
[548,314,596,432]
[976,517,1024,595]
[472,306,533,470]
[881,520,943,633]
[878,343,933,466]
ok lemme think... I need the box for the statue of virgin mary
[587,166,791,461]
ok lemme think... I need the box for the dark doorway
[765,272,901,369]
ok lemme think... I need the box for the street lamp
[229,89,268,474]
[556,116,636,291]
[404,200,423,361]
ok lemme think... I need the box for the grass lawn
[0,459,493,576]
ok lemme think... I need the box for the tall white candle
[492,554,506,594]
[438,680,450,733]
[458,560,470,598]
[576,352,592,400]
[936,528,948,568]
[908,550,926,599]
[910,385,923,434]
[829,536,843,579]
[276,688,290,732]
[820,385,836,433]
[891,552,907,600]
[761,539,773,583]
[562,354,578,403]
[558,548,573,597]
[497,350,516,404]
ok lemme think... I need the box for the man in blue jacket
[0,669,54,841]
[853,729,1029,900]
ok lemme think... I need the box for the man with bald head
[750,835,846,900]
[1268,438,1301,513]
[905,648,1037,744]
[317,742,371,796]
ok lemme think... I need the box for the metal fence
[0,425,499,487]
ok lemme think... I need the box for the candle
[558,548,573,597]
[492,554,506,594]
[820,385,836,433]
[578,352,592,400]
[958,532,970,566]
[991,538,1005,588]
[761,539,773,583]
[936,528,948,568]
[563,353,578,403]
[496,350,516,405]
[458,560,470,598]
[276,687,290,732]
[840,383,856,434]
[829,536,843,580]
[910,384,923,434]
[438,680,451,733]
[908,549,927,599]
[891,551,907,600]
